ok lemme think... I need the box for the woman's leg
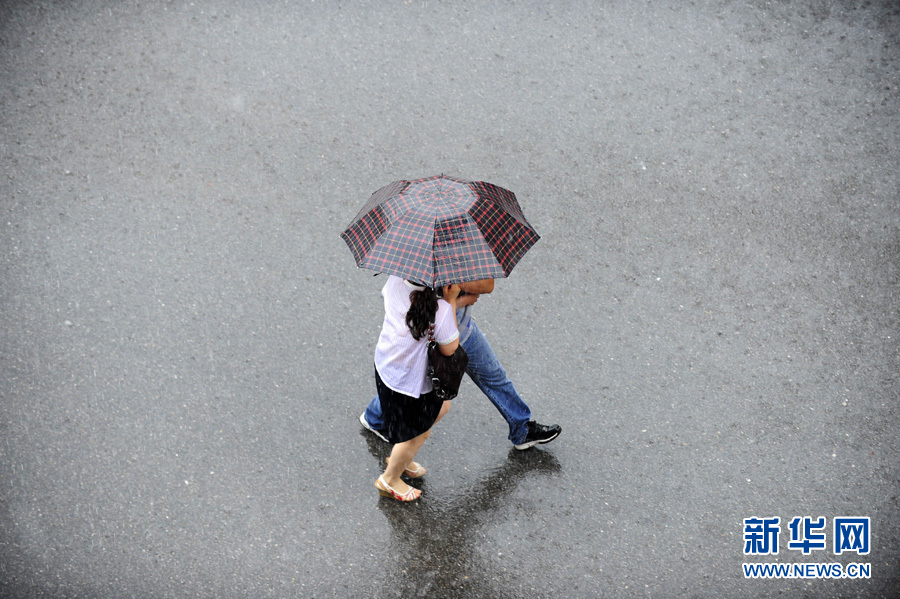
[381,400,450,494]
[382,431,428,495]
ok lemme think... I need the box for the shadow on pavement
[361,430,562,597]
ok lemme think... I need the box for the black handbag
[426,324,468,401]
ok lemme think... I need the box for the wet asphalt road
[1,1,898,597]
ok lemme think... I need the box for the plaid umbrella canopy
[340,175,540,288]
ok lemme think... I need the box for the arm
[437,284,461,356]
[458,279,494,295]
[455,278,494,308]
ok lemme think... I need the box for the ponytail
[406,286,438,340]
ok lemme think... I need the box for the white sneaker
[359,412,388,442]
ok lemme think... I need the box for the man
[360,279,562,450]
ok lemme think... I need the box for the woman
[372,276,461,501]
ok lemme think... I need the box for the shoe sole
[513,429,560,451]
[359,413,389,443]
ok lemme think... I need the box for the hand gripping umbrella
[340,175,540,288]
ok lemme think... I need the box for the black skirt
[374,365,446,444]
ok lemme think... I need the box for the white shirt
[374,276,459,397]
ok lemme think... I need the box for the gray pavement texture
[1,1,898,597]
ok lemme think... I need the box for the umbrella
[340,174,540,288]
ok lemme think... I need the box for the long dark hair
[406,285,438,340]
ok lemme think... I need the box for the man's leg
[360,394,389,442]
[461,320,532,445]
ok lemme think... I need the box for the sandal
[386,456,426,478]
[375,475,421,502]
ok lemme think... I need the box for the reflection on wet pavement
[361,430,562,597]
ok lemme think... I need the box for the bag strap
[428,322,435,343]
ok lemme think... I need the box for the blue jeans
[364,319,532,445]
